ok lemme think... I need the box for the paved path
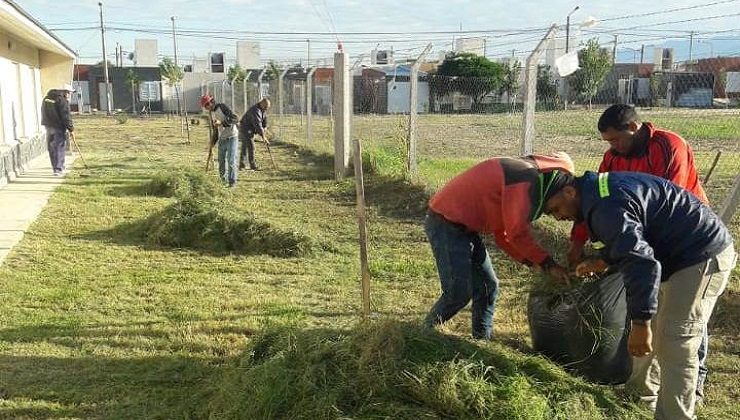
[0,153,76,266]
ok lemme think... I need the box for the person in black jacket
[239,98,270,170]
[41,84,75,176]
[544,171,736,420]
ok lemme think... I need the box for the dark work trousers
[46,127,68,173]
[239,130,256,169]
[423,210,499,339]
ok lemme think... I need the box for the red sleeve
[498,183,550,265]
[663,139,691,188]
[570,222,589,244]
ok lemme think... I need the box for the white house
[0,0,76,185]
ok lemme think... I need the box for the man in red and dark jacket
[424,152,573,339]
[570,104,712,401]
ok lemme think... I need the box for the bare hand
[575,259,609,277]
[628,322,653,357]
[567,242,585,268]
[547,264,571,286]
[212,120,222,127]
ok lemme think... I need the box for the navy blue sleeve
[251,108,266,136]
[588,200,661,320]
[215,104,238,127]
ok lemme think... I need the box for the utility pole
[640,44,645,64]
[171,16,189,142]
[307,39,311,68]
[171,16,179,68]
[612,34,618,64]
[689,31,695,62]
[98,2,112,115]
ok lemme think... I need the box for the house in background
[594,63,655,106]
[0,0,76,186]
[354,65,429,114]
[694,57,740,100]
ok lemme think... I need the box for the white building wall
[386,81,430,113]
[236,41,260,69]
[726,72,740,94]
[0,57,43,145]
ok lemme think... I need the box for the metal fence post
[333,52,351,180]
[407,44,433,177]
[521,24,558,156]
[243,71,252,114]
[306,67,317,145]
[278,68,290,140]
[257,67,267,100]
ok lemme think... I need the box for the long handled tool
[205,111,218,172]
[264,140,278,170]
[69,131,88,169]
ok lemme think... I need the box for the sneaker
[250,165,261,171]
[53,171,62,176]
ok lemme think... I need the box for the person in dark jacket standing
[424,152,574,340]
[239,98,270,170]
[544,171,736,420]
[568,104,713,401]
[41,84,75,176]
[200,94,239,187]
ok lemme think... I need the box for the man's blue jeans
[218,135,238,186]
[424,211,499,339]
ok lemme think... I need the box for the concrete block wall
[0,134,46,188]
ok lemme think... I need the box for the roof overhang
[0,0,76,58]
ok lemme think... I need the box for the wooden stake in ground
[702,150,722,186]
[352,138,371,317]
[719,175,740,224]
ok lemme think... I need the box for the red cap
[199,94,214,108]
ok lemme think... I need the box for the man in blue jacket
[543,171,736,420]
[239,98,270,171]
[41,84,75,176]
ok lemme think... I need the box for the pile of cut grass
[205,320,650,420]
[142,170,314,257]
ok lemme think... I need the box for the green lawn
[0,114,736,419]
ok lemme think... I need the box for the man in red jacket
[570,104,711,401]
[424,153,573,339]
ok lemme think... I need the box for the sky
[17,0,740,66]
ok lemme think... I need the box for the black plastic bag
[527,270,632,384]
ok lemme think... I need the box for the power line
[599,0,740,22]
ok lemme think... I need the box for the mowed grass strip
[0,114,736,419]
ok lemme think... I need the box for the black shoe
[250,165,261,171]
[239,163,246,170]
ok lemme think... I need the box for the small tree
[536,65,558,103]
[571,38,613,109]
[265,60,282,81]
[126,69,141,115]
[228,64,247,83]
[159,57,184,86]
[436,52,507,108]
[159,57,184,118]
[501,60,521,109]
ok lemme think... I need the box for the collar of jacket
[625,122,657,157]
[576,171,599,223]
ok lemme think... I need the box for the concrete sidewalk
[0,153,76,266]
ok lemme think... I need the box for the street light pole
[564,6,579,110]
[565,6,579,54]
[98,1,112,115]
